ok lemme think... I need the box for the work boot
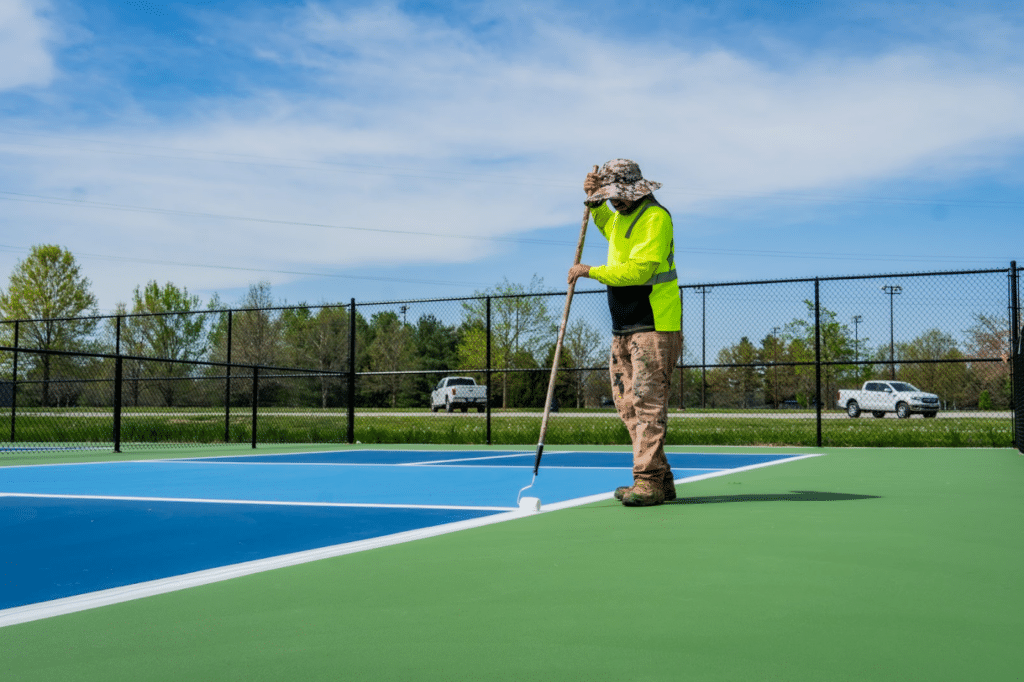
[621,479,665,507]
[662,471,677,501]
[615,473,677,501]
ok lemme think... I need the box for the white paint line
[401,452,532,465]
[0,493,513,512]
[668,453,822,483]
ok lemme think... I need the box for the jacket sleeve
[589,261,659,286]
[589,207,670,286]
[590,203,613,239]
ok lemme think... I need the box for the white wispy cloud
[0,0,55,90]
[2,1,1024,310]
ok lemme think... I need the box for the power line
[0,190,583,248]
[0,243,490,289]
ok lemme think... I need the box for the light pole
[771,326,781,408]
[881,286,902,379]
[695,286,713,408]
[852,315,862,364]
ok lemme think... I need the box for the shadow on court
[669,491,881,505]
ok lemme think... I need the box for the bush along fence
[1,263,1021,452]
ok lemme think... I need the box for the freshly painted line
[537,453,823,511]
[402,452,533,465]
[0,492,513,512]
[675,453,822,483]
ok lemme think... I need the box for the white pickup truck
[836,381,940,419]
[430,376,488,413]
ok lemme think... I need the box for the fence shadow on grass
[669,490,881,505]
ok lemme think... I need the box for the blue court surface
[0,449,808,619]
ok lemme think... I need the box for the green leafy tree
[211,282,284,406]
[707,336,762,407]
[411,314,462,406]
[363,311,416,407]
[965,313,1012,407]
[0,245,98,406]
[784,301,857,407]
[114,282,208,406]
[282,305,350,408]
[459,275,555,408]
[561,319,605,408]
[896,329,971,408]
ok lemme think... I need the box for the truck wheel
[431,405,439,413]
[445,398,454,413]
[460,406,468,413]
[896,402,910,419]
[477,406,485,413]
[872,411,885,418]
[846,401,861,418]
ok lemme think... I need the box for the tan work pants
[610,330,682,483]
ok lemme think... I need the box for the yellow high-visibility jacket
[589,196,680,335]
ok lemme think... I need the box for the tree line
[700,301,1014,410]
[0,246,610,409]
[0,245,1015,411]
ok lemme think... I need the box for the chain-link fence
[1,263,1021,453]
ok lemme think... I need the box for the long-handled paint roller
[517,166,597,513]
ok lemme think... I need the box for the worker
[568,159,682,506]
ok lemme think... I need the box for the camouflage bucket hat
[586,158,662,204]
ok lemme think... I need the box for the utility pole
[852,314,862,367]
[881,286,902,379]
[771,326,781,408]
[695,286,713,408]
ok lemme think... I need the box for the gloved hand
[583,170,601,196]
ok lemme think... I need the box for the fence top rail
[679,265,1014,290]
[0,265,1016,327]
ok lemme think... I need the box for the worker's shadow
[666,491,881,505]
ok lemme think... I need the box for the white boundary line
[0,452,821,628]
[0,493,513,512]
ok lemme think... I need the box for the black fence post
[486,296,492,445]
[1010,261,1020,451]
[1012,262,1020,354]
[224,310,233,443]
[348,298,356,445]
[113,355,123,453]
[9,321,18,443]
[251,365,259,449]
[814,278,822,448]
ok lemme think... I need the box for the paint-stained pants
[610,331,682,483]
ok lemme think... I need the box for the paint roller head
[518,496,541,513]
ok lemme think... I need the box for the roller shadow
[666,491,881,505]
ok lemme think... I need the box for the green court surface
[2,445,1023,681]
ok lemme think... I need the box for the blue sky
[1,0,1023,314]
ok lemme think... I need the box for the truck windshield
[890,382,919,392]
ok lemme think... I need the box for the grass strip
[2,412,1015,449]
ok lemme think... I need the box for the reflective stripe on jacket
[589,196,681,335]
